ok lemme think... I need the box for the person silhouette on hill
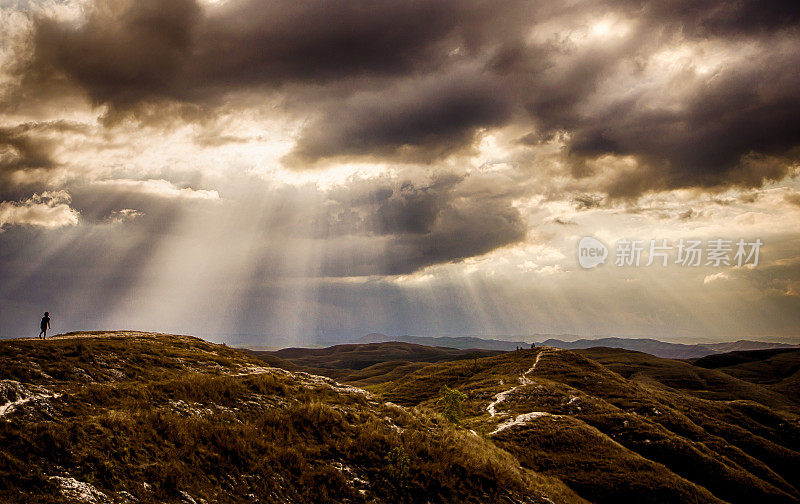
[38,312,50,339]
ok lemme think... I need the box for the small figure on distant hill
[531,342,536,349]
[38,312,50,339]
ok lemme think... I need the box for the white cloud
[106,208,144,224]
[703,272,729,285]
[91,179,220,201]
[0,190,79,231]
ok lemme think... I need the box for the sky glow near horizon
[1,0,799,344]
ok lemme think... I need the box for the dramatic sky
[1,0,799,344]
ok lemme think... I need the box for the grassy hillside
[540,337,716,359]
[538,338,797,360]
[692,349,800,404]
[261,342,500,370]
[577,347,798,411]
[375,348,800,504]
[4,334,800,504]
[0,333,584,504]
[702,342,799,354]
[357,333,530,351]
[253,342,501,386]
[692,348,799,369]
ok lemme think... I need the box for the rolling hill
[250,342,503,386]
[364,347,800,504]
[349,334,797,359]
[3,332,800,503]
[539,337,798,360]
[575,347,798,410]
[356,333,530,351]
[0,332,580,504]
[692,348,800,404]
[261,341,502,370]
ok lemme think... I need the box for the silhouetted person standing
[38,312,50,339]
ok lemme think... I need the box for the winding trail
[486,350,549,417]
[487,349,560,435]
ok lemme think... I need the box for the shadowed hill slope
[375,347,800,504]
[541,337,716,359]
[0,332,584,504]
[357,333,530,351]
[576,347,798,411]
[262,341,501,370]
[541,338,798,360]
[703,342,799,353]
[692,349,800,404]
[252,342,502,386]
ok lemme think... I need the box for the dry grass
[0,334,586,504]
[372,347,800,504]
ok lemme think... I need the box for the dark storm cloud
[287,72,515,163]
[635,0,800,37]
[192,0,522,86]
[0,121,84,170]
[65,182,216,227]
[0,125,53,171]
[12,0,800,193]
[559,46,800,196]
[376,181,446,235]
[27,0,201,108]
[387,196,526,274]
[370,175,527,274]
[19,0,527,158]
[785,191,800,207]
[304,173,526,275]
[22,0,523,107]
[319,200,527,276]
[506,1,800,196]
[0,121,88,200]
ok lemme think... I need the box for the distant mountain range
[357,333,531,351]
[356,333,798,360]
[541,337,799,359]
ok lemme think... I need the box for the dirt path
[486,349,550,417]
[486,349,561,435]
